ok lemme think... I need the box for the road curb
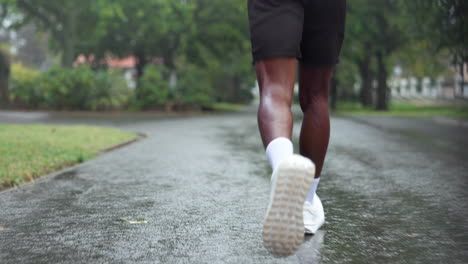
[99,131,148,154]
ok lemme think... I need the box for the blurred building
[389,63,468,103]
[74,54,164,89]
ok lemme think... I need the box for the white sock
[306,178,320,203]
[265,137,293,171]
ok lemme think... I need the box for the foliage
[10,66,132,110]
[37,66,97,109]
[335,58,359,101]
[9,63,40,107]
[186,0,255,103]
[402,0,468,63]
[391,0,466,82]
[131,62,245,110]
[2,0,97,67]
[5,0,465,111]
[343,0,410,110]
[89,0,255,104]
[2,0,256,109]
[89,0,193,76]
[391,40,453,79]
[88,70,133,110]
[173,63,213,107]
[340,0,467,110]
[133,65,170,109]
[10,63,39,80]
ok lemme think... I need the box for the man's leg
[299,64,333,235]
[298,64,333,179]
[256,57,296,148]
[298,0,346,236]
[256,57,316,257]
[256,57,297,172]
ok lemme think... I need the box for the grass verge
[0,124,136,190]
[210,102,246,112]
[334,102,468,120]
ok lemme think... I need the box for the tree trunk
[376,51,388,110]
[358,53,373,106]
[460,62,465,97]
[61,12,77,67]
[0,79,9,108]
[62,37,74,67]
[135,51,147,80]
[164,56,176,72]
[330,69,338,111]
[0,52,10,108]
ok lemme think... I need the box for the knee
[260,85,293,108]
[299,92,328,113]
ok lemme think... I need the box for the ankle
[265,137,293,171]
[306,177,320,203]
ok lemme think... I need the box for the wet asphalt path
[0,108,467,263]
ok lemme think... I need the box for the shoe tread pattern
[263,155,315,257]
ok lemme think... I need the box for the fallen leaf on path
[119,218,148,224]
[0,226,6,231]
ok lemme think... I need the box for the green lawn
[211,102,246,112]
[334,102,468,120]
[0,124,136,190]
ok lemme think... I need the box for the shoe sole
[263,156,315,257]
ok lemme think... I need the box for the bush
[10,65,132,110]
[174,64,214,108]
[9,63,41,108]
[133,65,170,110]
[38,66,96,110]
[88,70,132,110]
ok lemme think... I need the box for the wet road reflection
[297,231,325,264]
[1,109,467,263]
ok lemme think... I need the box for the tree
[402,0,468,94]
[85,0,254,104]
[404,0,467,62]
[185,0,255,103]
[0,0,96,67]
[88,0,193,78]
[344,2,376,106]
[2,0,257,107]
[372,0,408,110]
[14,24,50,69]
[344,0,407,110]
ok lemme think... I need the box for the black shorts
[248,0,346,65]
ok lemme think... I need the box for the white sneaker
[303,194,325,235]
[263,154,315,257]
